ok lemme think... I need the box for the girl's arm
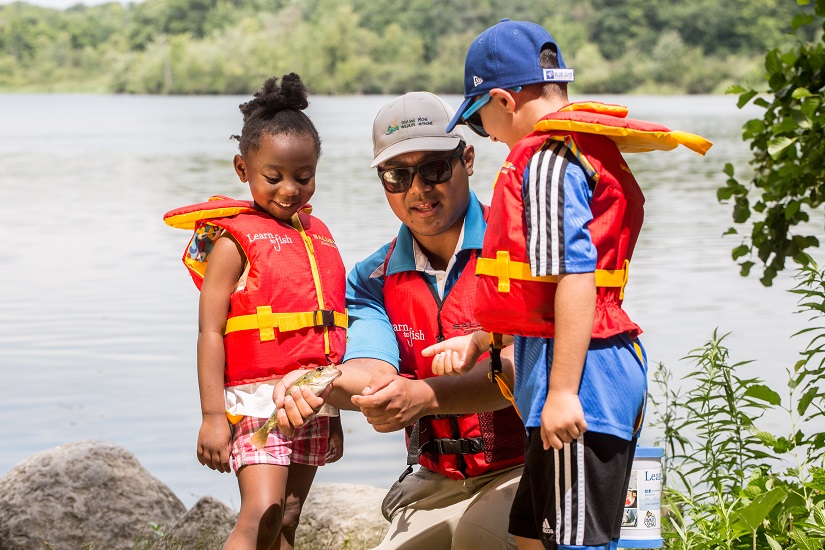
[196,235,244,473]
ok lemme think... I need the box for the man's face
[377,146,474,240]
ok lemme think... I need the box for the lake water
[0,94,815,510]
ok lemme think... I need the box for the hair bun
[239,73,310,122]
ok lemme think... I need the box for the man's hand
[422,331,489,376]
[540,390,588,450]
[350,374,427,432]
[272,369,333,437]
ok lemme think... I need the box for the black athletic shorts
[508,429,637,548]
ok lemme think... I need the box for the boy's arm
[541,272,594,450]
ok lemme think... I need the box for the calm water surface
[0,94,814,509]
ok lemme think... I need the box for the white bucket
[618,446,663,548]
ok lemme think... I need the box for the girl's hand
[326,415,344,463]
[422,331,489,376]
[197,413,232,473]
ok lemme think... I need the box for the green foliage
[720,0,825,286]
[0,0,814,94]
[651,263,825,549]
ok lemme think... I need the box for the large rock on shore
[0,440,186,549]
[297,483,389,549]
[0,441,389,549]
[164,485,389,550]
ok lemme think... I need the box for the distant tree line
[0,0,817,94]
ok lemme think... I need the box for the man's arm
[352,344,515,432]
[276,345,515,435]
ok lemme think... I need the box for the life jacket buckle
[313,309,335,328]
[431,437,484,455]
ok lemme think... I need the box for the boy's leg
[509,428,634,549]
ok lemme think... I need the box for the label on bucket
[619,449,663,548]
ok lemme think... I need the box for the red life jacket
[382,234,525,480]
[475,102,712,339]
[164,197,347,386]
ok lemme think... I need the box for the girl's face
[233,132,318,222]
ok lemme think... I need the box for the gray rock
[160,483,389,549]
[164,495,236,550]
[0,440,186,550]
[297,483,389,550]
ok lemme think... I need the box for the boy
[427,18,710,550]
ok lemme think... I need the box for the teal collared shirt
[343,191,487,368]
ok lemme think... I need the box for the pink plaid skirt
[229,414,330,473]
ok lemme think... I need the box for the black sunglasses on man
[377,144,465,194]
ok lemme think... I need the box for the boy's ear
[489,88,518,114]
[233,154,248,182]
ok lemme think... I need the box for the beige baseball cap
[371,91,465,168]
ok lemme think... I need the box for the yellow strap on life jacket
[291,213,334,357]
[224,306,348,341]
[476,251,630,299]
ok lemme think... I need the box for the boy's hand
[540,390,588,450]
[197,413,232,473]
[422,331,489,376]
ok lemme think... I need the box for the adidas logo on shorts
[542,518,554,536]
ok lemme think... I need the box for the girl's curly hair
[232,73,321,157]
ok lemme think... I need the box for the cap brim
[370,136,462,168]
[445,96,475,133]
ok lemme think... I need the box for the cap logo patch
[473,75,484,87]
[399,117,433,130]
[543,68,575,82]
[385,122,400,135]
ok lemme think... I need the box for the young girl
[164,73,346,550]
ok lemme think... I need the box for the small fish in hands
[249,365,342,450]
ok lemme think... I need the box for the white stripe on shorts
[554,434,586,545]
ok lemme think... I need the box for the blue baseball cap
[446,19,574,133]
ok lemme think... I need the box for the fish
[249,365,342,450]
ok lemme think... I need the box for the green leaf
[732,487,786,532]
[726,85,747,95]
[767,136,797,158]
[744,384,782,405]
[797,386,820,416]
[754,97,772,109]
[737,90,759,109]
[723,162,735,177]
[792,13,816,30]
[764,534,783,550]
[740,261,754,276]
[785,200,801,220]
[732,244,750,260]
[717,186,734,201]
[792,87,813,99]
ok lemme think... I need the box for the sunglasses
[377,145,465,194]
[461,86,522,138]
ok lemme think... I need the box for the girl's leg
[276,462,318,550]
[224,464,290,550]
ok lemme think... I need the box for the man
[275,92,526,549]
